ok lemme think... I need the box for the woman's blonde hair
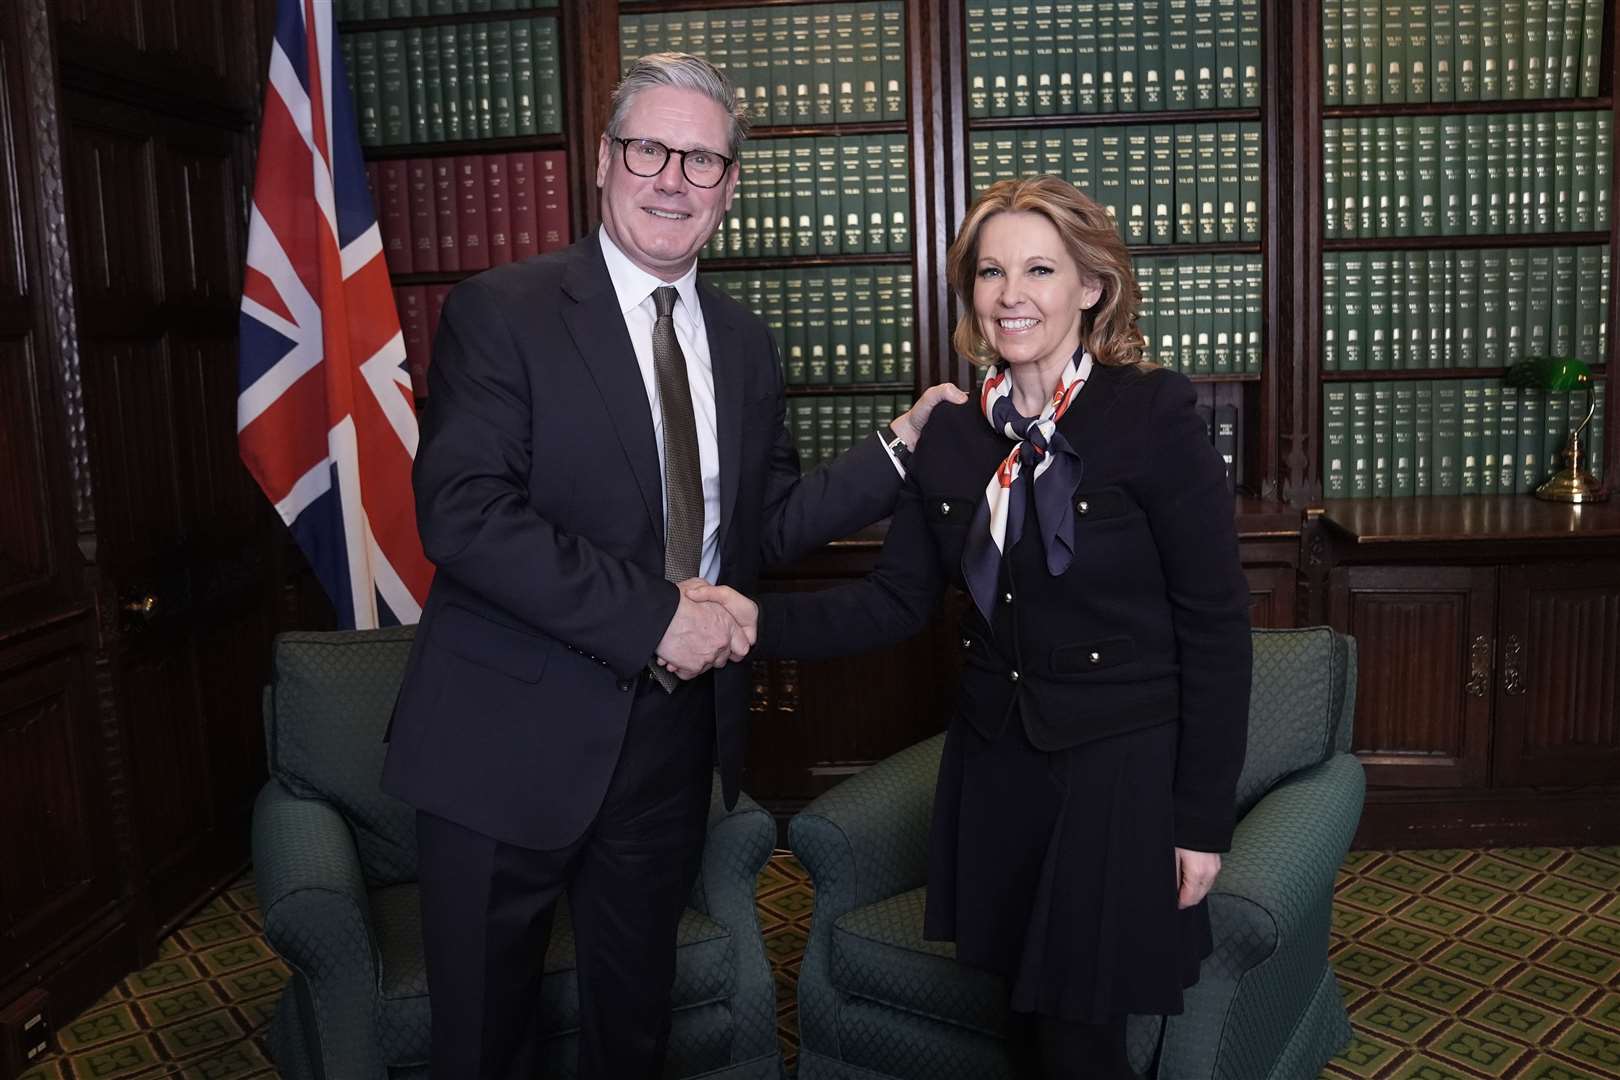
[947,176,1146,369]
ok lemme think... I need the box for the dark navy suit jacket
[383,233,901,849]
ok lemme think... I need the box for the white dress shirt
[598,226,725,584]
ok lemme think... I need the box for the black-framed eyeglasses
[611,136,734,189]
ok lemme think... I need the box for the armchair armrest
[252,780,386,1080]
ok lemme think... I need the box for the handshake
[654,579,759,680]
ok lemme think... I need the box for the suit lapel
[1053,360,1128,471]
[559,235,664,544]
[702,282,744,559]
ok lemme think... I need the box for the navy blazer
[758,362,1251,851]
[383,234,901,850]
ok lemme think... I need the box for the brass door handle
[1502,635,1525,696]
[121,593,158,622]
[1466,635,1491,698]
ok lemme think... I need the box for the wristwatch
[883,427,914,470]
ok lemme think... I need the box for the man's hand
[888,382,970,448]
[655,585,738,679]
[1174,848,1222,910]
[680,581,758,662]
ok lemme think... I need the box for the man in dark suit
[381,52,961,1079]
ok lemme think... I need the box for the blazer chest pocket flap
[1051,635,1138,676]
[1071,486,1133,524]
[431,604,552,683]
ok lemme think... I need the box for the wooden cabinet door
[1330,565,1496,788]
[1493,562,1620,788]
[1244,566,1296,629]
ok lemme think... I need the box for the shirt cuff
[876,430,908,477]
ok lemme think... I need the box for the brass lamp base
[1535,432,1609,503]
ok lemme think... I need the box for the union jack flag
[238,0,433,628]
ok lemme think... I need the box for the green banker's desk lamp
[1504,357,1608,503]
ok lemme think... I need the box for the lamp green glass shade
[1504,356,1607,503]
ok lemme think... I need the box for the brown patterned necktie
[650,285,704,692]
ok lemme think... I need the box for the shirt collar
[598,225,702,324]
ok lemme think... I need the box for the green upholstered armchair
[251,627,784,1080]
[788,627,1365,1080]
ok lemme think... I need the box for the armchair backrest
[1233,627,1358,817]
[265,627,420,886]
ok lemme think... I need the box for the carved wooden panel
[119,638,208,879]
[61,120,161,310]
[1244,565,1296,629]
[1495,563,1620,788]
[154,139,240,302]
[0,336,54,601]
[56,1,244,107]
[0,650,114,977]
[1329,564,1495,789]
[0,38,23,303]
[78,339,181,569]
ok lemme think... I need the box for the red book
[456,154,490,271]
[508,152,540,259]
[378,159,412,273]
[406,158,438,273]
[485,154,512,267]
[426,284,453,347]
[366,161,381,204]
[536,150,569,252]
[432,157,460,273]
[396,285,430,397]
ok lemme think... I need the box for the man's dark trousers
[416,673,717,1079]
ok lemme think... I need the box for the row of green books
[1323,378,1609,497]
[969,123,1263,244]
[1323,245,1612,371]
[704,267,917,389]
[338,0,556,18]
[619,3,907,128]
[1322,111,1613,239]
[1137,254,1264,374]
[966,1,1264,118]
[1323,0,1608,105]
[345,18,562,147]
[789,394,913,469]
[708,135,911,260]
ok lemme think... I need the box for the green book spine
[1406,0,1432,100]
[1064,126,1094,197]
[1542,388,1566,484]
[784,273,808,385]
[1215,122,1240,241]
[967,0,992,116]
[472,21,493,139]
[1440,114,1465,236]
[1193,254,1215,373]
[759,145,782,259]
[988,2,1013,116]
[1212,255,1235,373]
[405,27,430,144]
[1454,0,1479,101]
[489,21,515,138]
[1382,1,1406,103]
[1323,254,1341,371]
[970,132,994,201]
[1174,124,1198,243]
[1415,114,1440,234]
[1433,380,1462,493]
[1009,1,1035,115]
[1481,380,1501,492]
[1350,383,1375,495]
[1389,250,1408,368]
[1116,125,1147,245]
[365,0,390,18]
[744,11,769,125]
[1551,245,1577,356]
[992,130,1018,187]
[1590,381,1605,481]
[863,136,888,254]
[1325,118,1341,241]
[789,399,815,466]
[856,3,884,122]
[1040,128,1066,179]
[1496,384,1519,490]
[1324,0,1342,106]
[534,18,559,133]
[1324,384,1351,496]
[421,30,446,142]
[792,141,817,255]
[1576,245,1603,364]
[1339,0,1360,104]
[1097,128,1126,239]
[838,140,865,255]
[833,5,859,123]
[435,26,461,140]
[1357,118,1376,236]
[1375,116,1395,236]
[1118,0,1142,111]
[1600,248,1609,364]
[1595,111,1612,230]
[811,8,836,123]
[509,20,533,137]
[1030,2,1057,115]
[1191,0,1216,108]
[639,9,664,56]
[1428,252,1450,366]
[827,268,853,385]
[853,395,876,446]
[1415,380,1435,492]
[738,146,761,259]
[1525,245,1554,356]
[1524,0,1547,100]
[1176,259,1197,370]
[1096,2,1118,113]
[1240,123,1261,242]
[1572,108,1596,230]
[787,10,813,124]
[1485,113,1507,231]
[1246,255,1263,371]
[1358,0,1382,103]
[1455,249,1480,366]
[1239,0,1261,106]
[811,398,835,466]
[1443,251,1459,366]
[881,1,907,121]
[886,133,910,252]
[804,270,830,385]
[1479,249,1506,367]
[1213,0,1237,108]
[896,268,916,382]
[1404,251,1429,367]
[1156,258,1181,369]
[1054,1,1079,112]
[688,13,712,78]
[1517,385,1543,491]
[1137,259,1159,363]
[1431,1,1455,101]
[1393,381,1417,495]
[1195,124,1218,242]
[835,395,856,454]
[1464,114,1486,234]
[1164,0,1190,109]
[1553,110,1575,231]
[1502,0,1524,98]
[774,143,796,255]
[1140,0,1165,109]
[1392,116,1415,235]
[377,29,410,145]
[1579,0,1605,98]
[852,268,878,384]
[355,33,382,146]
[1479,3,1501,100]
[762,272,787,375]
[1150,126,1175,244]
[1532,112,1556,232]
[1505,112,1525,231]
[1504,247,1530,363]
[815,137,841,255]
[1544,0,1567,99]
[874,266,899,381]
[1341,251,1366,370]
[1367,250,1392,369]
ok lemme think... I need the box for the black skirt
[922,708,1212,1023]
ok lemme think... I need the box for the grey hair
[606,52,751,158]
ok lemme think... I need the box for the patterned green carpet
[18,847,1620,1079]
